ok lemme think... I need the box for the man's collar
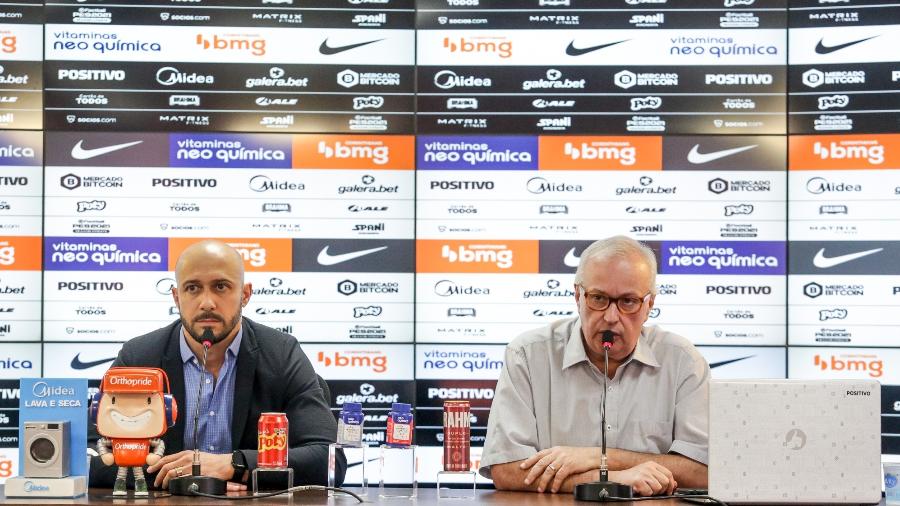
[562,322,660,370]
[179,325,243,364]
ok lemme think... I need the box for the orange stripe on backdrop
[789,134,900,170]
[292,134,415,170]
[0,236,42,271]
[416,240,538,274]
[168,238,292,272]
[538,136,662,170]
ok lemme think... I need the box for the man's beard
[182,310,242,345]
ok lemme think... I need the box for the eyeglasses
[578,286,652,315]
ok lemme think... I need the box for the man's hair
[573,235,657,293]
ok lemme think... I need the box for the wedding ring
[175,466,183,476]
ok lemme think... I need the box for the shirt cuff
[668,440,708,466]
[477,448,537,479]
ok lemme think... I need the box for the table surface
[0,486,889,505]
[0,486,722,505]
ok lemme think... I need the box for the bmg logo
[1,35,15,54]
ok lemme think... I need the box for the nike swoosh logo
[71,140,143,160]
[346,457,380,469]
[687,144,757,164]
[563,247,580,268]
[709,356,754,369]
[812,247,883,268]
[565,39,629,56]
[317,245,388,266]
[814,35,877,54]
[319,38,383,55]
[70,354,115,370]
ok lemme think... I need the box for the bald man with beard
[89,240,345,491]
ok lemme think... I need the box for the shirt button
[608,386,613,391]
[205,378,211,384]
[209,411,215,416]
[209,445,215,451]
[607,425,612,430]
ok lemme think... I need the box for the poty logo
[109,376,153,387]
[196,33,265,55]
[563,142,636,165]
[630,96,661,111]
[353,305,382,317]
[442,244,513,269]
[317,140,388,165]
[819,308,847,321]
[317,351,387,373]
[814,354,882,378]
[1,35,15,53]
[443,36,512,58]
[353,96,384,110]
[813,140,884,165]
[724,204,753,216]
[818,95,849,110]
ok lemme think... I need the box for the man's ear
[241,282,252,307]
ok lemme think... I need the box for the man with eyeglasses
[479,235,709,496]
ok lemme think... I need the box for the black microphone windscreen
[200,328,214,346]
[602,330,614,344]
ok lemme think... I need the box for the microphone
[169,328,227,496]
[573,330,633,502]
[601,330,614,349]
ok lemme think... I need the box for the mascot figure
[91,367,177,496]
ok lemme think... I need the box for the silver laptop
[709,379,882,504]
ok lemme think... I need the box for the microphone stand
[170,330,227,496]
[574,331,633,502]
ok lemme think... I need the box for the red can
[257,412,289,469]
[442,401,470,472]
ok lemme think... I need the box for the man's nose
[602,303,621,324]
[199,291,216,311]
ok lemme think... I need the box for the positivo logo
[783,429,806,450]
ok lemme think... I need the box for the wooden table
[0,486,709,505]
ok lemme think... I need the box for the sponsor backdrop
[0,0,898,485]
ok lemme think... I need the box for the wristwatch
[231,450,248,480]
